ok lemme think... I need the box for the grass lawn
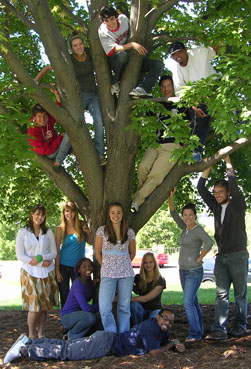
[1,280,251,310]
[162,283,251,305]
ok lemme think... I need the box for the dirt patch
[1,304,251,369]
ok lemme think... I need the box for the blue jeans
[24,331,117,361]
[179,268,204,339]
[82,92,105,157]
[47,133,72,164]
[58,265,77,308]
[61,311,97,340]
[109,52,164,92]
[212,251,248,333]
[130,301,160,326]
[99,277,134,333]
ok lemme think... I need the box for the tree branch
[0,39,105,213]
[146,0,179,31]
[88,1,117,122]
[152,35,198,43]
[130,0,148,40]
[131,136,251,231]
[57,2,88,34]
[129,96,173,106]
[0,0,37,31]
[35,154,90,220]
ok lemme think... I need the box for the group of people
[27,5,164,170]
[27,6,217,189]
[4,151,249,364]
[5,4,248,366]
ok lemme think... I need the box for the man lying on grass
[4,308,184,363]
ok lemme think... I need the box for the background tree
[0,0,250,237]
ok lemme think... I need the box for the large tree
[0,0,250,233]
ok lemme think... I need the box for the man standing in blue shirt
[4,309,185,364]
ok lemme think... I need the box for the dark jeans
[109,51,164,92]
[24,331,117,361]
[109,51,128,84]
[212,251,248,333]
[58,264,77,308]
[189,103,210,151]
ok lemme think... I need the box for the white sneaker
[129,87,152,98]
[4,333,29,364]
[191,151,202,162]
[111,82,120,95]
[131,201,139,213]
[185,336,198,343]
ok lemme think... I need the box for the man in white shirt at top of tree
[169,41,217,162]
[98,6,163,97]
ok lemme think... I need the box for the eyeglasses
[160,315,174,323]
[213,190,226,195]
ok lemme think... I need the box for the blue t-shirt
[60,278,99,317]
[60,234,86,267]
[113,318,170,356]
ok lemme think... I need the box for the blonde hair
[61,201,84,243]
[138,252,161,292]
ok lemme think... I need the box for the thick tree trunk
[0,0,250,237]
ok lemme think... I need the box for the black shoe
[205,331,228,340]
[229,327,246,337]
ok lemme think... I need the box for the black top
[70,48,97,94]
[133,274,166,310]
[197,168,247,254]
[156,101,190,144]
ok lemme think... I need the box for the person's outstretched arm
[114,42,147,55]
[224,155,246,207]
[34,65,53,84]
[149,339,185,354]
[50,85,61,103]
[168,187,186,230]
[197,166,216,212]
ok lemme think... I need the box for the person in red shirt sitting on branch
[27,88,72,171]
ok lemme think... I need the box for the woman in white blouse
[16,204,58,338]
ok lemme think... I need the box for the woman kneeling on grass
[60,258,99,340]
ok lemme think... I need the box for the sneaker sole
[4,333,27,364]
[205,335,228,340]
[129,95,152,99]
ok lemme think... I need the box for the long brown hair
[104,202,128,244]
[138,252,161,292]
[61,201,84,243]
[27,204,48,234]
